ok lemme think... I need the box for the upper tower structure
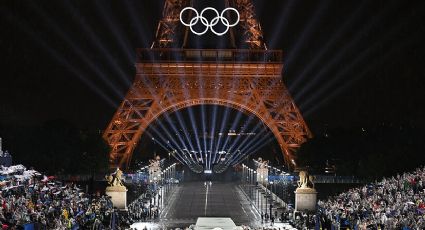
[103,0,311,170]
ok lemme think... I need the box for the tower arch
[104,0,311,170]
[103,49,311,169]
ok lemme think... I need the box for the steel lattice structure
[151,0,190,48]
[103,0,311,170]
[229,0,267,49]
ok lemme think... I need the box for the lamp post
[260,189,263,218]
[168,165,172,196]
[270,180,274,199]
[248,168,252,197]
[245,165,249,193]
[241,164,245,189]
[270,180,275,219]
[160,172,164,209]
[257,186,260,211]
[165,167,169,199]
[265,177,268,221]
[153,176,157,206]
[252,170,256,199]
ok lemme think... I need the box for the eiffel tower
[103,0,311,170]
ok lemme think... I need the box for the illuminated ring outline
[180,7,240,36]
[180,7,198,26]
[200,7,220,27]
[210,17,229,36]
[221,7,239,27]
[189,15,209,36]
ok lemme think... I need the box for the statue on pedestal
[149,156,161,173]
[256,157,269,169]
[106,168,125,188]
[297,171,315,189]
[105,168,128,210]
[256,157,269,185]
[149,155,162,182]
[294,170,317,212]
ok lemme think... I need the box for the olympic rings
[180,7,240,36]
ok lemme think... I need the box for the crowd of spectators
[127,196,160,223]
[4,163,425,229]
[317,166,425,229]
[0,164,130,229]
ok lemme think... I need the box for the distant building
[0,137,12,167]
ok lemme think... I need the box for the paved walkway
[159,182,261,228]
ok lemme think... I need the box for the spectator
[317,166,425,229]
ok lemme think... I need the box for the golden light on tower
[103,0,311,170]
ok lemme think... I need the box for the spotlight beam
[219,122,269,165]
[94,1,134,63]
[144,129,187,165]
[293,1,402,102]
[158,53,203,166]
[135,75,196,166]
[225,115,261,157]
[230,133,275,166]
[289,1,368,92]
[208,54,227,169]
[285,1,331,69]
[125,67,199,167]
[175,66,204,166]
[134,51,202,169]
[209,37,238,168]
[268,0,298,49]
[217,76,285,167]
[304,29,422,117]
[228,129,273,166]
[123,0,152,49]
[300,11,420,112]
[228,122,279,165]
[62,1,132,87]
[224,78,282,156]
[28,2,125,99]
[239,132,274,156]
[201,101,207,169]
[219,69,269,156]
[212,106,232,165]
[214,70,249,166]
[0,9,117,107]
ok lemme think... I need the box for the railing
[136,48,283,63]
[267,175,366,184]
[257,183,287,207]
[55,174,105,182]
[312,175,366,184]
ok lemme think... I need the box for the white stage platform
[195,217,237,230]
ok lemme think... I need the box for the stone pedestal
[294,188,317,212]
[106,186,128,210]
[256,168,268,185]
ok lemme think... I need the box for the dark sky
[1,0,425,131]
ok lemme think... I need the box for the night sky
[1,0,425,131]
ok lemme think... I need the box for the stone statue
[105,167,127,210]
[106,168,125,187]
[308,175,315,189]
[294,171,317,212]
[148,155,162,182]
[294,170,317,212]
[149,156,161,173]
[149,155,161,168]
[297,171,314,189]
[257,157,269,169]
